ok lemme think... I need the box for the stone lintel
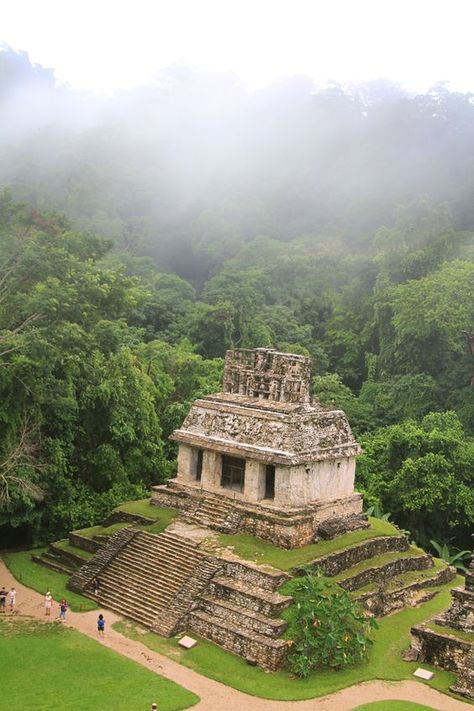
[170,430,362,465]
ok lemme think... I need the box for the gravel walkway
[0,559,471,711]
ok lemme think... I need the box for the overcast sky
[3,0,474,94]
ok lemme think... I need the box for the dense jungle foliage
[0,49,473,550]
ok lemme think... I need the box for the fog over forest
[0,46,473,550]
[2,47,474,278]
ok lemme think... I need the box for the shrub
[285,571,377,678]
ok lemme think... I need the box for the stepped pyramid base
[151,479,368,548]
[68,523,293,670]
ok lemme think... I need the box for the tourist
[0,587,6,613]
[97,613,105,637]
[9,587,16,613]
[92,576,100,595]
[59,599,68,621]
[45,591,53,616]
[151,704,158,710]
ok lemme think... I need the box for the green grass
[0,617,198,711]
[352,703,438,711]
[74,522,131,538]
[114,499,178,522]
[331,546,426,584]
[54,539,94,560]
[427,621,474,644]
[75,506,178,538]
[114,577,472,702]
[214,517,401,571]
[1,550,97,612]
[354,558,447,596]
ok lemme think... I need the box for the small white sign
[414,668,434,680]
[178,636,197,649]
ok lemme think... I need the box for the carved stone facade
[152,348,366,547]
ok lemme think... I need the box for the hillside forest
[0,48,473,554]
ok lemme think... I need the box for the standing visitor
[45,591,53,616]
[9,587,16,613]
[97,613,105,637]
[59,599,68,621]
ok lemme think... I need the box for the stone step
[98,584,170,614]
[32,554,75,576]
[335,551,433,592]
[188,609,288,671]
[410,622,473,674]
[222,560,288,592]
[122,540,203,568]
[199,596,287,637]
[297,535,409,576]
[98,561,185,591]
[210,576,292,616]
[119,532,202,556]
[121,543,204,568]
[127,533,203,558]
[68,532,102,554]
[98,595,160,627]
[355,564,456,617]
[81,527,223,638]
[48,543,88,568]
[100,561,189,594]
[116,548,198,576]
[97,578,177,613]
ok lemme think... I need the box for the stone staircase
[188,559,292,670]
[72,529,223,636]
[181,495,235,531]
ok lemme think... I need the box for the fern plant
[430,540,472,573]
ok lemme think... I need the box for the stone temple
[152,348,367,547]
[67,347,458,672]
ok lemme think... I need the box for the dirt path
[0,559,471,711]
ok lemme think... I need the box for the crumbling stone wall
[410,624,472,673]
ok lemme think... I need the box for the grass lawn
[214,517,401,571]
[0,618,198,711]
[352,703,438,711]
[1,550,97,612]
[114,576,472,702]
[426,621,474,644]
[55,539,94,560]
[353,557,447,596]
[74,522,131,538]
[75,506,178,538]
[114,499,178,521]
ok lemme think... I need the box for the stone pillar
[273,465,290,506]
[177,444,194,482]
[202,450,221,492]
[243,460,262,502]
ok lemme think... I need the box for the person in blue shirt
[97,613,105,637]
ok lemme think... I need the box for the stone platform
[151,479,367,548]
[409,551,474,701]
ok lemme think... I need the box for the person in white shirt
[45,591,53,616]
[9,587,16,612]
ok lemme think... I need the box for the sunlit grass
[113,578,468,702]
[1,550,97,612]
[0,618,198,711]
[214,517,401,571]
